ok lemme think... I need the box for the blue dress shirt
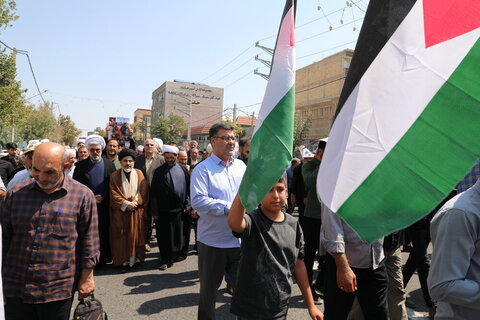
[190,153,246,248]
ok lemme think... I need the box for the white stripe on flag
[254,6,295,135]
[318,0,480,211]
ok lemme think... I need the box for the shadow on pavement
[407,287,429,313]
[123,270,199,295]
[93,255,164,276]
[136,290,234,317]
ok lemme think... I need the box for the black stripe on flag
[334,0,417,120]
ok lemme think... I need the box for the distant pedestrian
[1,142,22,171]
[77,146,89,161]
[6,141,40,191]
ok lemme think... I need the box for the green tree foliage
[0,1,22,145]
[0,49,27,142]
[0,0,18,31]
[19,103,57,142]
[55,114,81,147]
[151,113,187,144]
[224,120,246,138]
[293,113,312,156]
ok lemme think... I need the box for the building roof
[134,108,151,113]
[189,125,211,135]
[235,116,256,126]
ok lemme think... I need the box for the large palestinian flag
[317,0,480,242]
[239,0,296,212]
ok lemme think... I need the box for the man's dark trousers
[323,254,388,320]
[5,297,73,320]
[300,216,322,288]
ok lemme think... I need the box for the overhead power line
[200,44,254,83]
[203,1,366,86]
[0,39,47,104]
[210,56,255,85]
[297,16,364,44]
[297,40,357,60]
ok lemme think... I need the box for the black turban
[118,148,137,161]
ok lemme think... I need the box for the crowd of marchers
[0,121,478,320]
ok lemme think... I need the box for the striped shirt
[1,176,100,303]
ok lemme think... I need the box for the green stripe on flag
[239,86,295,212]
[338,39,480,242]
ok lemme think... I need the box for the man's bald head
[32,142,67,193]
[178,150,188,165]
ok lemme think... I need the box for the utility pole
[254,42,274,80]
[233,104,237,123]
[250,112,255,137]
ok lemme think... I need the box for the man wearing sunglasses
[74,134,116,266]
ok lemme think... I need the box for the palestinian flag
[317,0,480,242]
[239,0,296,212]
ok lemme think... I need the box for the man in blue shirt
[191,122,246,320]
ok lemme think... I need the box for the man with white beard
[109,149,149,273]
[64,148,77,178]
[73,134,116,265]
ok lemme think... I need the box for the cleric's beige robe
[109,168,149,267]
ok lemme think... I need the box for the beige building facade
[295,49,353,142]
[133,108,152,142]
[151,81,224,135]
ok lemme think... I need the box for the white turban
[163,145,179,155]
[136,145,144,152]
[153,138,163,149]
[85,134,106,150]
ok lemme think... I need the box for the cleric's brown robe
[109,169,149,267]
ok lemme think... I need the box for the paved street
[83,227,432,320]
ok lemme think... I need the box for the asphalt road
[79,227,432,320]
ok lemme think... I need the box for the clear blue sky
[2,0,368,136]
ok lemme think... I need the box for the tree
[96,128,106,139]
[0,1,22,145]
[151,113,187,144]
[55,114,81,147]
[293,113,312,156]
[224,120,245,138]
[0,0,18,31]
[0,48,27,143]
[19,103,57,142]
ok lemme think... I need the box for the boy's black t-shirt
[230,208,305,319]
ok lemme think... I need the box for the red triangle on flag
[424,0,480,48]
